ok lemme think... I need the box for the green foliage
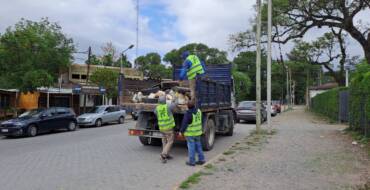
[134,52,172,79]
[143,64,172,79]
[311,87,348,121]
[163,43,229,66]
[89,68,119,99]
[134,52,161,68]
[21,70,54,92]
[348,62,370,135]
[0,18,75,91]
[232,70,251,103]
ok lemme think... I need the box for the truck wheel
[139,136,150,145]
[201,118,216,151]
[139,137,162,146]
[225,117,234,136]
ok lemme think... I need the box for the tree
[163,43,229,66]
[232,70,252,103]
[89,68,119,99]
[230,1,370,65]
[232,51,267,100]
[113,54,132,68]
[0,18,75,91]
[273,0,369,64]
[134,52,172,79]
[288,29,359,86]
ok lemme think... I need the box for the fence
[311,88,369,137]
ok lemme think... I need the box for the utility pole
[134,0,139,69]
[285,65,289,110]
[83,46,91,113]
[255,0,262,133]
[267,0,272,131]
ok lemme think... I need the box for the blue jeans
[186,136,205,164]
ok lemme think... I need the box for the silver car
[77,105,126,127]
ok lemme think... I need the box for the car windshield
[19,108,45,118]
[238,101,256,108]
[88,107,105,113]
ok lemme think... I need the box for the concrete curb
[172,131,252,190]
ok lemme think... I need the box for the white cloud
[162,0,255,53]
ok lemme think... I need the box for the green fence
[311,87,347,121]
[311,63,369,137]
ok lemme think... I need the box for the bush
[348,63,370,136]
[311,87,348,121]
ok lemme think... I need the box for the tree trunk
[364,44,370,64]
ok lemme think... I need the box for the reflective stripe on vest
[186,55,205,80]
[156,104,175,131]
[184,109,202,137]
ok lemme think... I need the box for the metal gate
[339,90,349,122]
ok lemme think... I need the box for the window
[43,108,56,117]
[72,74,80,79]
[81,75,87,80]
[107,107,115,113]
[56,108,68,115]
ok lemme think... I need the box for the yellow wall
[18,92,39,110]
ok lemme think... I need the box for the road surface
[0,119,253,190]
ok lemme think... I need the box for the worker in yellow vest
[179,100,205,166]
[154,96,177,163]
[179,51,206,102]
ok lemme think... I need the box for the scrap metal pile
[131,81,190,105]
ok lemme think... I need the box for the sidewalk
[183,106,370,190]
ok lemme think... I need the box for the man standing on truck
[154,96,177,163]
[180,100,206,166]
[179,51,206,102]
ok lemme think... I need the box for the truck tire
[139,136,162,146]
[225,111,234,136]
[201,118,216,151]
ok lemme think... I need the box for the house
[0,89,18,119]
[309,82,338,99]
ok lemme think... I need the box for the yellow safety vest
[184,109,203,137]
[186,55,205,80]
[156,104,175,131]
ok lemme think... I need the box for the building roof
[309,82,338,90]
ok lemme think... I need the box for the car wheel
[95,119,102,127]
[27,125,37,137]
[118,116,124,124]
[236,119,240,123]
[67,121,77,131]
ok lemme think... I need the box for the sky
[0,0,368,64]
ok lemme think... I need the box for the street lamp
[118,44,134,106]
[120,44,134,73]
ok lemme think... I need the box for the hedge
[348,63,370,135]
[311,87,348,121]
[311,62,369,136]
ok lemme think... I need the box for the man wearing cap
[154,96,177,163]
[179,51,206,102]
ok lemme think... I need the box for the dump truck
[125,64,235,151]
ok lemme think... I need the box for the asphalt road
[0,119,254,190]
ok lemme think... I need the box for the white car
[77,105,126,127]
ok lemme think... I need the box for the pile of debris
[132,82,190,105]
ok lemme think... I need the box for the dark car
[235,101,267,123]
[0,107,77,137]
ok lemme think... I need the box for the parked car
[0,107,77,137]
[77,105,126,127]
[271,105,277,116]
[235,101,267,123]
[272,100,282,113]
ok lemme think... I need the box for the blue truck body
[173,64,233,110]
